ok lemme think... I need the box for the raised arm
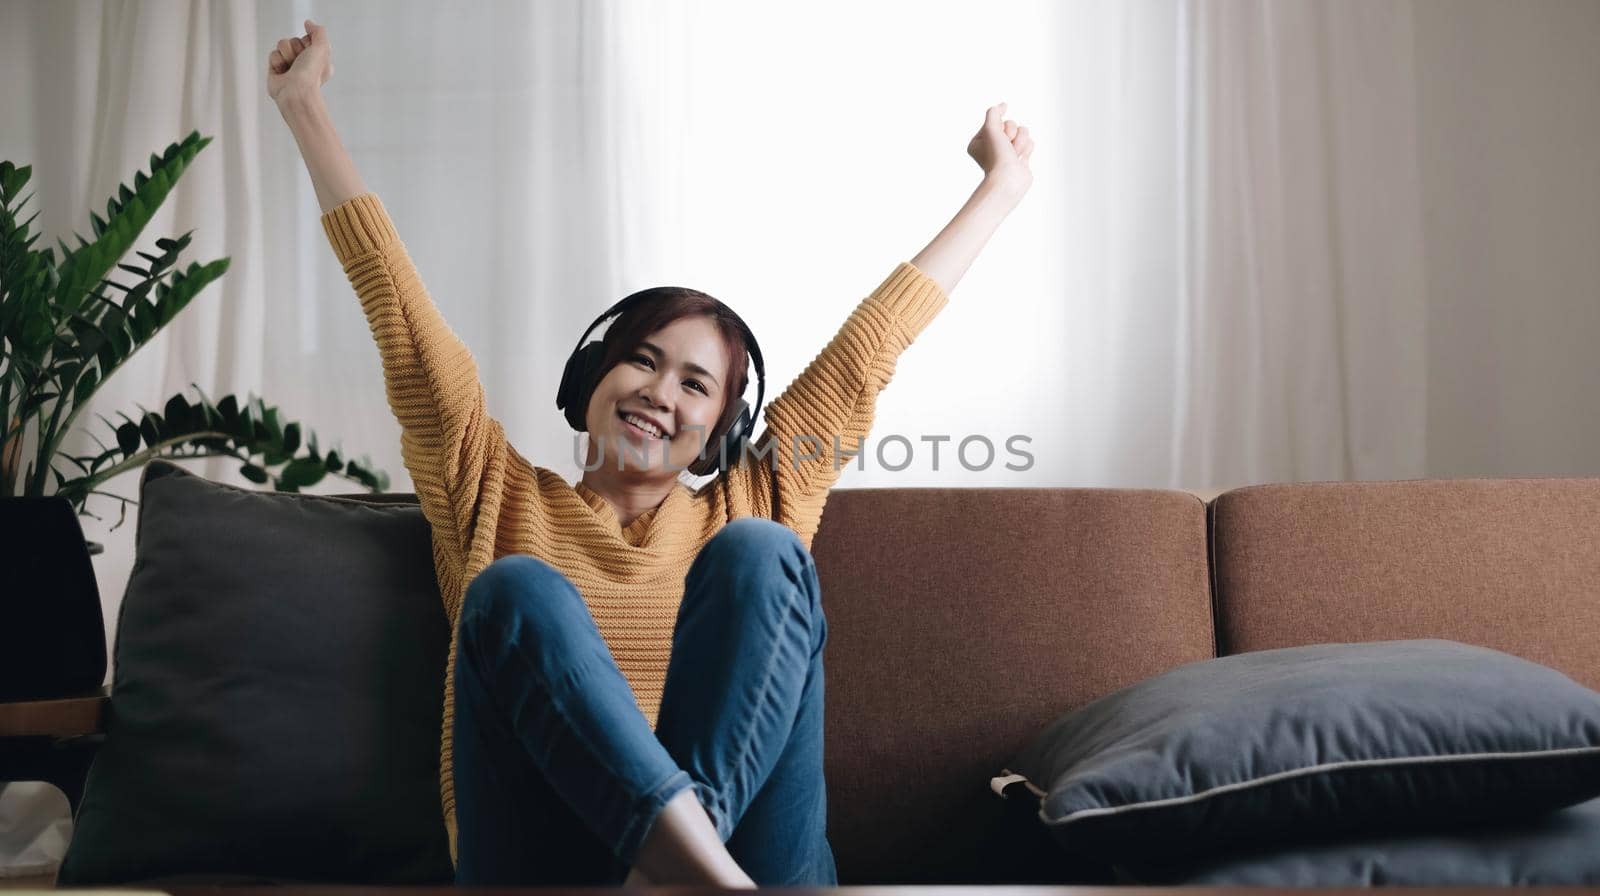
[911,102,1034,293]
[268,21,510,580]
[269,20,367,212]
[752,104,1035,538]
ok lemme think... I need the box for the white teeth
[622,413,665,438]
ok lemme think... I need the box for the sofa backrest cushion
[808,487,1215,884]
[58,459,454,885]
[1209,478,1600,689]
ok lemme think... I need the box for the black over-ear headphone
[556,287,766,478]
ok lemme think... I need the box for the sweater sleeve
[320,193,508,576]
[756,261,948,538]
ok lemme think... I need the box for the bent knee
[462,554,581,628]
[694,517,820,610]
[705,516,809,563]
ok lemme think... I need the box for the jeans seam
[715,576,809,842]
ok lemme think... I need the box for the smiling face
[583,314,734,478]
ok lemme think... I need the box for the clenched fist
[267,18,333,103]
[967,102,1034,204]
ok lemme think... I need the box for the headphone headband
[567,288,766,408]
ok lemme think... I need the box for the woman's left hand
[967,102,1034,204]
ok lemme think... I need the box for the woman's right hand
[267,19,334,103]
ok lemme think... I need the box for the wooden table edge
[0,686,110,738]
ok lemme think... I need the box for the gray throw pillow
[58,459,453,885]
[1115,794,1600,885]
[992,640,1600,866]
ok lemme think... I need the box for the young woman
[268,18,1033,888]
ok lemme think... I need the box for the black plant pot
[0,495,108,700]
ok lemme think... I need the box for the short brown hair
[593,287,753,423]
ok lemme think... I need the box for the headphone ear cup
[558,343,608,432]
[723,401,753,452]
[692,399,750,477]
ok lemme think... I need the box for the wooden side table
[0,686,109,816]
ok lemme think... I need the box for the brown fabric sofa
[812,477,1600,883]
[52,472,1600,886]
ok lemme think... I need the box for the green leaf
[126,300,155,343]
[344,458,389,491]
[163,394,191,432]
[116,422,140,457]
[15,204,40,235]
[139,412,162,446]
[73,367,100,405]
[0,162,28,203]
[188,384,218,425]
[278,457,327,490]
[47,363,80,390]
[248,395,270,441]
[282,422,301,455]
[233,399,256,441]
[21,312,51,346]
[21,391,59,415]
[240,462,268,484]
[217,394,240,428]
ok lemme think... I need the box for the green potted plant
[0,131,391,700]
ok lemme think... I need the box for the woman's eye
[633,353,705,394]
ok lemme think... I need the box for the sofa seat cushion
[994,639,1600,867]
[57,460,453,885]
[1114,793,1600,885]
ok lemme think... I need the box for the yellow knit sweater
[320,193,948,866]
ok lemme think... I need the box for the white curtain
[1167,0,1432,486]
[3,0,1599,876]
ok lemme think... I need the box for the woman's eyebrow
[638,341,720,387]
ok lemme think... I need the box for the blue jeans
[452,516,838,886]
